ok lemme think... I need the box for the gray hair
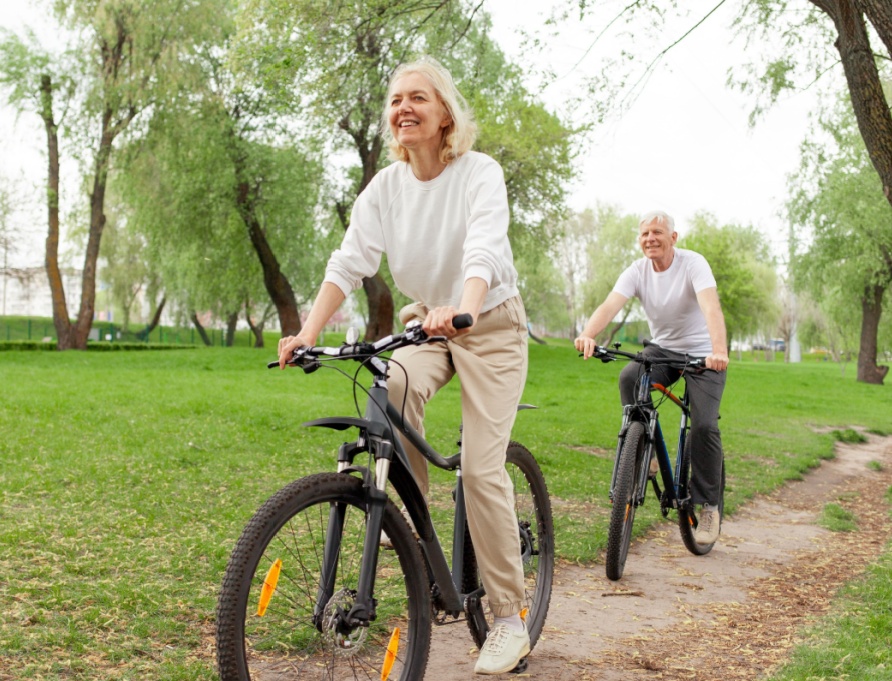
[639,210,675,231]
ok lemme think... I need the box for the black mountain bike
[590,343,725,581]
[215,316,554,680]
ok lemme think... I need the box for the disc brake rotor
[321,589,368,656]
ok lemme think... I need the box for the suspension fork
[313,384,396,629]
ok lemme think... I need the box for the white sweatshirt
[324,151,519,313]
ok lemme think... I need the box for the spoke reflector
[256,558,282,617]
[381,626,400,680]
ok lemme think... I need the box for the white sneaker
[474,622,531,675]
[380,507,417,549]
[694,504,721,545]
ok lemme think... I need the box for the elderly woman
[278,57,531,675]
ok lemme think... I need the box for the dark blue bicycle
[591,343,725,581]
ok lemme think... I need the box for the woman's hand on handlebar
[574,334,598,359]
[277,333,316,369]
[422,306,473,339]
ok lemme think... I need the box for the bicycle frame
[301,354,484,632]
[610,369,693,516]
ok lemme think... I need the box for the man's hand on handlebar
[705,351,729,372]
[574,334,598,359]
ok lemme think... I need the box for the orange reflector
[256,558,282,617]
[520,608,528,621]
[381,627,400,680]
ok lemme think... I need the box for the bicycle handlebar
[269,313,474,371]
[589,343,706,370]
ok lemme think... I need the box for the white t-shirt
[613,248,717,355]
[324,151,519,313]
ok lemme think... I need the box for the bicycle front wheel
[216,472,431,681]
[678,439,726,556]
[463,442,554,650]
[606,421,648,581]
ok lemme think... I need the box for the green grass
[769,550,892,681]
[1,339,892,679]
[832,427,869,444]
[817,502,859,532]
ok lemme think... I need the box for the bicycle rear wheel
[216,472,431,681]
[463,442,554,650]
[606,421,648,581]
[677,439,726,556]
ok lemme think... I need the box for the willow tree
[115,11,329,341]
[0,0,218,349]
[788,92,892,381]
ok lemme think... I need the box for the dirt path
[424,432,892,680]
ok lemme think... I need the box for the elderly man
[575,210,729,544]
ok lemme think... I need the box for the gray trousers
[619,343,726,506]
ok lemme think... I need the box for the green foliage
[679,213,780,346]
[787,90,892,364]
[0,340,59,351]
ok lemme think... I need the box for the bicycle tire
[677,439,726,556]
[216,472,431,681]
[462,442,554,650]
[606,421,647,581]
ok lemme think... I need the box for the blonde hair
[382,57,477,164]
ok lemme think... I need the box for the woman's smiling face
[387,72,451,156]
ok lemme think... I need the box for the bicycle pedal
[509,657,528,674]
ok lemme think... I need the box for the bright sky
[1,0,829,267]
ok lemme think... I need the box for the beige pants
[387,296,528,617]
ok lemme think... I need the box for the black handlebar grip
[267,360,279,369]
[453,313,473,329]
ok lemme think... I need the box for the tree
[580,205,643,345]
[551,0,892,380]
[679,213,779,352]
[788,91,892,383]
[0,0,217,349]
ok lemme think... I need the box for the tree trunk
[603,307,633,346]
[39,75,74,350]
[856,283,889,384]
[813,0,892,207]
[860,0,892,58]
[138,295,166,341]
[235,180,302,337]
[246,313,265,348]
[245,296,273,348]
[338,117,394,341]
[190,312,212,346]
[362,274,394,341]
[225,310,238,347]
